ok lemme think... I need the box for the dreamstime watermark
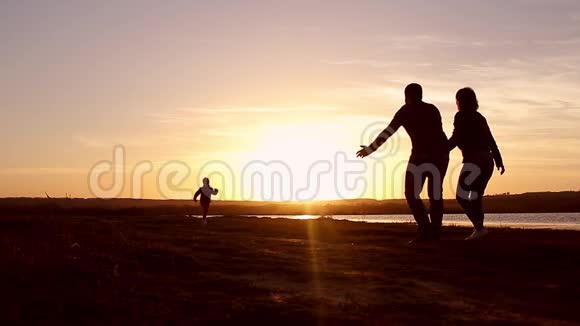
[87,122,485,201]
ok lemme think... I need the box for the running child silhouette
[193,177,219,224]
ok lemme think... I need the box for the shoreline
[2,191,580,216]
[217,214,580,231]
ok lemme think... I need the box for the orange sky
[1,1,580,200]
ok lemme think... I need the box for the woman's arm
[485,123,505,174]
[193,188,201,201]
[448,112,465,151]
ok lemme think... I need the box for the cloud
[371,34,461,49]
[322,59,436,70]
[199,129,252,138]
[147,105,343,124]
[536,38,580,45]
[182,105,343,114]
[73,135,111,149]
[317,48,580,163]
[0,167,87,175]
[367,34,527,51]
[321,59,400,69]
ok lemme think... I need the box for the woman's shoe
[465,229,477,240]
[466,228,488,240]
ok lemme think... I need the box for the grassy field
[0,215,578,325]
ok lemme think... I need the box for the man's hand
[498,166,506,175]
[356,145,373,158]
[194,199,198,202]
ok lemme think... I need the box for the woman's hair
[456,87,479,111]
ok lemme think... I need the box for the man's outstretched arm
[356,111,403,158]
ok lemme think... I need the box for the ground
[0,215,578,325]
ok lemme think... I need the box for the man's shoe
[431,231,441,241]
[408,233,432,244]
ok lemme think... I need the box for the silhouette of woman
[449,88,505,240]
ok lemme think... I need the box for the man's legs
[426,156,449,239]
[405,163,430,236]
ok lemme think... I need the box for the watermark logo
[88,122,484,201]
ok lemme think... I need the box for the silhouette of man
[357,83,449,243]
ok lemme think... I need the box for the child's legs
[201,204,209,219]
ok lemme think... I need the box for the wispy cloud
[536,37,580,45]
[183,105,343,114]
[367,34,526,50]
[73,135,111,149]
[147,105,343,124]
[0,167,87,175]
[199,129,252,138]
[368,34,461,49]
[321,59,400,68]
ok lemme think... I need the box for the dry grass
[0,215,578,325]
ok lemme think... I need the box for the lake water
[249,213,580,230]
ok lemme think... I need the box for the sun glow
[296,215,317,220]
[242,122,348,201]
